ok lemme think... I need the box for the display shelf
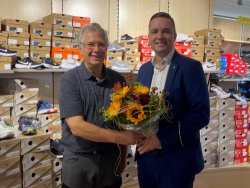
[220,78,250,82]
[0,70,14,74]
[223,39,250,45]
[13,68,68,73]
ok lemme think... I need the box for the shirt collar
[81,62,107,83]
[152,48,175,70]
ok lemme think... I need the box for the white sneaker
[0,119,14,139]
[111,61,132,72]
[202,62,216,71]
[211,85,230,99]
[61,59,79,69]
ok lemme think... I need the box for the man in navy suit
[136,12,210,188]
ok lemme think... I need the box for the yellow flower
[132,84,149,95]
[112,86,130,101]
[126,102,146,125]
[107,100,121,116]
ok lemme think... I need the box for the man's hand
[118,130,145,145]
[137,134,162,154]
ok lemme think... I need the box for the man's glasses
[80,42,106,52]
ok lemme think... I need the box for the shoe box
[0,137,20,160]
[30,34,51,47]
[72,16,91,28]
[191,44,205,57]
[0,56,13,70]
[73,27,81,39]
[52,24,73,38]
[7,31,30,46]
[29,21,52,36]
[23,164,52,187]
[0,94,14,108]
[120,41,139,53]
[124,51,141,63]
[121,157,138,184]
[52,36,71,48]
[22,151,51,172]
[0,173,22,188]
[7,44,29,59]
[190,35,205,46]
[107,51,123,62]
[72,48,83,61]
[0,156,21,178]
[1,19,29,33]
[194,28,222,38]
[0,31,8,46]
[42,13,72,27]
[30,46,51,62]
[51,46,73,60]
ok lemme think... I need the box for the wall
[0,0,213,42]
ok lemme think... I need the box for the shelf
[0,70,14,74]
[219,78,250,82]
[223,39,250,44]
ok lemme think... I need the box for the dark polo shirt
[59,62,126,153]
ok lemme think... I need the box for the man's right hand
[117,130,145,145]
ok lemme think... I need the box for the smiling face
[79,30,107,69]
[148,16,177,57]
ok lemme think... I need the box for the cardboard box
[107,51,123,61]
[22,152,51,171]
[190,35,205,45]
[43,13,72,26]
[7,32,30,45]
[29,21,52,36]
[19,132,50,155]
[0,138,20,160]
[124,52,141,62]
[38,113,60,127]
[7,44,29,58]
[30,46,50,60]
[12,103,37,117]
[73,27,81,38]
[194,28,222,37]
[51,47,72,59]
[0,106,10,120]
[53,24,73,38]
[14,90,39,105]
[52,157,63,174]
[2,19,29,33]
[72,16,91,27]
[23,164,52,187]
[30,34,51,47]
[0,156,20,177]
[52,36,71,48]
[52,171,62,188]
[0,174,22,188]
[0,94,14,107]
[0,31,8,45]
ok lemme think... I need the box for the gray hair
[77,23,109,46]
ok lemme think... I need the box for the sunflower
[107,100,121,116]
[132,84,149,95]
[126,102,146,125]
[112,86,130,101]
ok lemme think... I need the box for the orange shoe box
[51,47,73,59]
[72,16,91,28]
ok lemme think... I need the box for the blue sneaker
[37,100,58,114]
[18,116,40,135]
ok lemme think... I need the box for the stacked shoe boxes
[106,50,123,68]
[1,19,30,59]
[19,131,52,187]
[71,16,90,62]
[201,98,219,168]
[121,156,138,185]
[29,21,52,62]
[194,28,223,67]
[38,112,61,140]
[234,101,249,164]
[189,35,205,63]
[0,31,8,46]
[122,41,140,70]
[11,79,39,134]
[43,13,75,64]
[217,98,236,167]
[0,138,22,188]
[51,155,63,187]
[0,94,13,120]
[137,35,153,67]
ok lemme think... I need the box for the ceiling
[214,0,250,18]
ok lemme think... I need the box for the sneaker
[211,84,230,99]
[111,61,132,72]
[0,118,14,139]
[37,100,58,114]
[107,43,125,52]
[15,57,45,69]
[42,58,60,69]
[0,45,17,56]
[121,34,135,42]
[61,58,80,69]
[18,116,40,135]
[202,62,216,71]
[50,139,64,157]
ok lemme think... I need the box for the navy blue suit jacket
[136,51,210,175]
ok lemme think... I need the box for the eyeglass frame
[79,42,107,51]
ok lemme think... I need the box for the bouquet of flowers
[100,82,171,136]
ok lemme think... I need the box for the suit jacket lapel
[165,52,179,90]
